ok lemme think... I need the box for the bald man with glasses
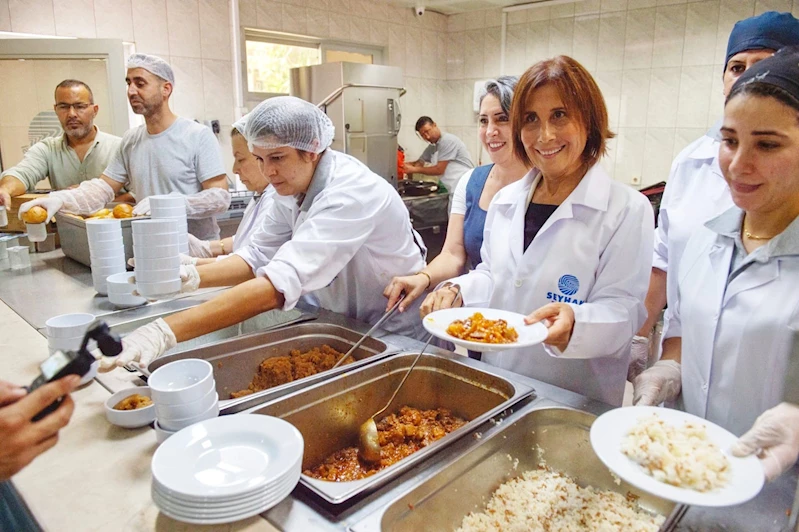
[0,79,122,208]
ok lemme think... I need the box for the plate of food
[590,406,764,507]
[423,307,548,352]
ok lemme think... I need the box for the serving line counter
[0,251,797,531]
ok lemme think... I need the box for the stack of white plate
[151,415,303,525]
[149,359,219,436]
[150,195,188,254]
[86,219,126,295]
[132,219,181,299]
[45,312,98,384]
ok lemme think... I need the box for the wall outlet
[631,175,641,186]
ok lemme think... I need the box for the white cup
[0,257,9,271]
[0,206,7,227]
[46,313,95,339]
[26,223,47,243]
[8,246,30,269]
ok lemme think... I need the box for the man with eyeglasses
[0,79,121,208]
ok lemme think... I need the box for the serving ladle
[330,295,404,370]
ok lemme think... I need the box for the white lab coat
[450,164,654,406]
[235,149,427,340]
[666,207,799,436]
[231,187,275,253]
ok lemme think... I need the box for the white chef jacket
[665,207,799,436]
[231,187,275,253]
[235,149,427,340]
[449,164,654,405]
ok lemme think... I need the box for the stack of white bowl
[106,272,147,309]
[45,312,98,384]
[132,219,181,299]
[0,237,9,271]
[151,415,303,525]
[149,359,219,440]
[149,195,188,254]
[86,219,126,295]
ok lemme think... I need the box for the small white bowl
[80,360,99,385]
[158,396,219,432]
[134,267,180,283]
[149,195,185,207]
[109,291,147,308]
[131,219,177,233]
[104,386,156,429]
[154,385,217,420]
[133,244,180,259]
[133,256,181,270]
[90,255,126,267]
[136,279,181,298]
[106,272,136,291]
[148,359,214,405]
[88,238,123,250]
[132,232,179,247]
[46,313,94,338]
[85,218,121,230]
[154,418,177,444]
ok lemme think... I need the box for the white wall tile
[614,126,646,184]
[755,0,792,14]
[552,2,576,18]
[676,65,713,127]
[527,20,550,65]
[548,17,574,57]
[600,135,617,177]
[594,69,623,129]
[505,23,528,75]
[443,80,461,128]
[422,31,438,78]
[576,0,601,15]
[597,12,626,70]
[370,21,388,47]
[418,78,437,118]
[405,27,422,78]
[54,0,96,37]
[462,10,485,31]
[528,5,551,22]
[0,60,38,126]
[0,0,10,32]
[167,0,201,58]
[202,59,234,125]
[673,127,705,158]
[484,27,501,78]
[572,14,600,71]
[328,11,349,40]
[619,68,650,127]
[387,23,405,70]
[507,8,526,25]
[403,77,420,128]
[716,1,754,64]
[307,8,330,39]
[33,59,70,109]
[707,71,724,128]
[200,0,231,61]
[642,127,675,185]
[601,0,628,12]
[446,31,464,79]
[623,7,655,69]
[170,56,205,120]
[682,1,719,66]
[629,0,657,7]
[256,0,282,31]
[94,0,134,41]
[646,67,680,127]
[463,30,485,79]
[448,12,466,33]
[132,0,170,56]
[653,4,686,68]
[484,7,502,28]
[239,0,256,24]
[283,4,308,35]
[9,0,55,35]
[657,0,688,5]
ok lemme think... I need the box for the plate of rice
[590,406,764,507]
[423,308,548,352]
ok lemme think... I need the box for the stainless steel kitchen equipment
[55,211,134,267]
[243,351,535,505]
[290,62,403,188]
[351,404,687,532]
[146,322,400,410]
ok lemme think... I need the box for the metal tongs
[330,295,404,370]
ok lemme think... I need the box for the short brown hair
[511,56,613,169]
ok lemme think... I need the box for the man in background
[404,116,473,194]
[0,80,122,208]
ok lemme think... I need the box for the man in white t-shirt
[20,54,230,240]
[403,116,474,194]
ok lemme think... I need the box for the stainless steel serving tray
[351,404,687,532]
[55,207,138,267]
[146,323,400,411]
[241,351,535,505]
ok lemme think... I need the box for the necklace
[742,217,776,240]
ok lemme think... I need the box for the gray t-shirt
[104,117,226,239]
[420,132,474,193]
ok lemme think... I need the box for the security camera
[414,5,425,16]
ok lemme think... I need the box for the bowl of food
[104,386,156,428]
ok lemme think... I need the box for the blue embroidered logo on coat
[546,274,584,305]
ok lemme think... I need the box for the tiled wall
[0,0,237,171]
[446,0,799,186]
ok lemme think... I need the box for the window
[245,39,320,95]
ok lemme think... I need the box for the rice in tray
[457,468,664,532]
[621,413,729,492]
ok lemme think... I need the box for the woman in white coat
[99,96,427,371]
[634,48,799,481]
[424,56,654,406]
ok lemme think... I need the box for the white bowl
[158,396,219,432]
[46,313,94,338]
[134,267,180,283]
[132,232,179,247]
[133,256,181,270]
[132,219,178,233]
[80,360,99,385]
[150,206,186,216]
[90,255,126,267]
[106,271,136,290]
[90,247,125,258]
[104,386,156,429]
[154,418,177,444]
[133,244,180,259]
[85,218,121,230]
[149,359,214,405]
[136,278,181,298]
[154,385,218,420]
[149,195,185,207]
[26,222,47,242]
[109,291,147,308]
[88,235,123,247]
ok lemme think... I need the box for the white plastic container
[0,206,7,227]
[8,246,31,269]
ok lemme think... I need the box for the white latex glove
[179,264,201,293]
[731,403,799,482]
[180,253,198,266]
[627,335,650,383]
[132,196,150,216]
[97,318,176,372]
[632,360,681,406]
[187,233,213,258]
[17,196,64,223]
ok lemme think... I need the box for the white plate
[423,307,548,352]
[151,415,303,499]
[590,406,764,507]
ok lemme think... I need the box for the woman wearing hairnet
[183,114,275,265]
[634,48,799,482]
[630,11,799,380]
[101,97,427,370]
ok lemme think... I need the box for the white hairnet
[244,96,334,154]
[233,113,249,136]
[127,53,175,85]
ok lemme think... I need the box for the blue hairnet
[725,11,799,70]
[729,45,799,103]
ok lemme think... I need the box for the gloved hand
[732,403,799,482]
[627,335,650,382]
[187,233,213,258]
[18,195,64,223]
[132,197,150,217]
[179,264,201,293]
[97,318,176,372]
[632,360,681,406]
[180,253,198,266]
